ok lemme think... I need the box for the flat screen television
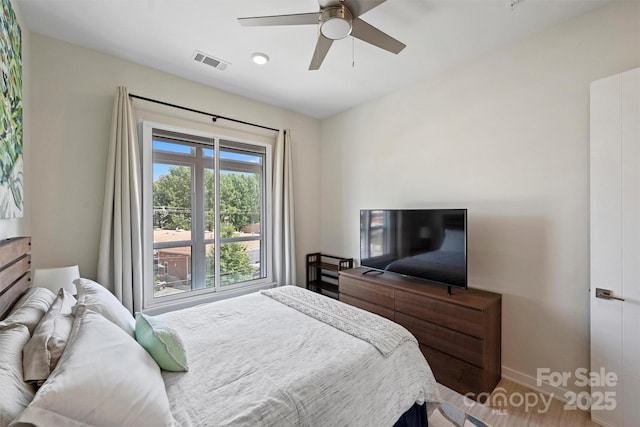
[360,209,467,292]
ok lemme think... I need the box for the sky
[152,140,260,181]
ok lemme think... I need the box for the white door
[590,68,640,427]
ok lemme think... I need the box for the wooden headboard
[0,237,31,319]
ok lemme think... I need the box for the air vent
[192,50,230,71]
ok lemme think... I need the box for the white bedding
[162,287,440,427]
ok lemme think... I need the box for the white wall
[320,1,640,395]
[0,0,30,240]
[28,34,321,283]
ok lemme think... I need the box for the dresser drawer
[339,294,394,320]
[339,275,394,309]
[420,345,484,399]
[396,312,483,367]
[395,290,484,338]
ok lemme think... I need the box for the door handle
[595,288,625,301]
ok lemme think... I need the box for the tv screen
[360,209,467,289]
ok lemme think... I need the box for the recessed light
[251,52,269,65]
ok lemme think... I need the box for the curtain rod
[128,93,279,133]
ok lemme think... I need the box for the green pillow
[135,312,188,372]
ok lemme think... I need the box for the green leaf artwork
[0,0,22,218]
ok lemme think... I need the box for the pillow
[0,287,56,334]
[22,289,76,384]
[135,312,188,372]
[73,278,135,337]
[13,306,176,427]
[439,229,465,252]
[0,323,35,427]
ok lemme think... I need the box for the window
[142,123,272,308]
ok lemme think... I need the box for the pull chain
[352,37,355,68]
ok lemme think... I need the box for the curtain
[273,129,297,286]
[97,86,143,313]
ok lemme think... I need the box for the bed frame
[0,236,32,320]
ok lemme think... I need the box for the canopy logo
[463,368,618,415]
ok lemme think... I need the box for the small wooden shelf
[306,253,353,298]
[308,261,342,271]
[307,280,339,294]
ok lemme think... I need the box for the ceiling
[15,0,607,119]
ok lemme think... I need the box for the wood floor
[438,379,603,427]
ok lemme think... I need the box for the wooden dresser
[339,268,501,400]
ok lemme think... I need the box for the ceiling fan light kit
[320,5,353,40]
[238,0,405,70]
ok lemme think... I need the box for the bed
[0,237,441,426]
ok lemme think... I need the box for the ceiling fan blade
[238,13,319,27]
[343,0,387,18]
[351,18,406,54]
[309,35,334,70]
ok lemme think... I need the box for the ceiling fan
[238,0,406,70]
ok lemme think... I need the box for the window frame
[141,121,274,311]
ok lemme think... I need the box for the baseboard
[590,415,615,427]
[501,366,573,403]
